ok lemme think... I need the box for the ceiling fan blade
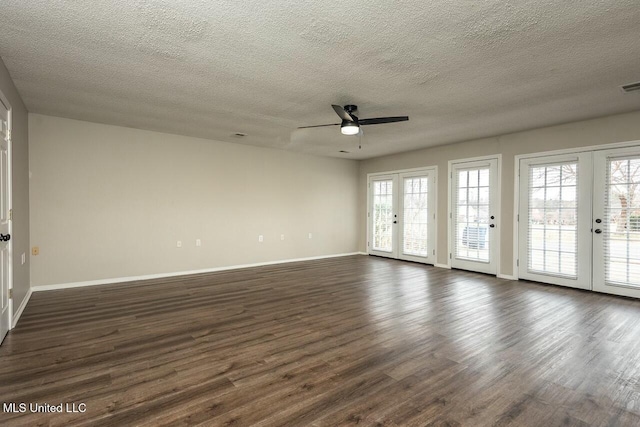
[359,116,409,125]
[297,123,340,129]
[332,104,357,122]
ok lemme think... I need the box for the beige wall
[0,58,29,316]
[359,110,640,276]
[29,114,359,287]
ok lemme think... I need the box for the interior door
[518,154,592,290]
[369,174,399,258]
[368,169,436,263]
[593,147,640,298]
[450,158,499,274]
[0,100,11,344]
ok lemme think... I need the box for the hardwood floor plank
[2,255,640,426]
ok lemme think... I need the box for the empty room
[1,1,640,426]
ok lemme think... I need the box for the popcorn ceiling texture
[1,0,639,159]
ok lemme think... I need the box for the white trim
[512,154,520,281]
[11,288,31,327]
[434,263,451,269]
[367,165,438,177]
[448,154,502,275]
[497,274,517,281]
[0,89,13,335]
[31,252,364,292]
[515,139,640,162]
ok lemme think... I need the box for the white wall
[0,58,29,316]
[28,108,640,287]
[359,110,640,276]
[29,114,359,287]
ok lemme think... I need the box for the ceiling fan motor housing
[344,105,358,116]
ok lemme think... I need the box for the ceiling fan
[298,105,409,136]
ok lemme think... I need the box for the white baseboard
[31,252,365,292]
[434,263,451,269]
[497,274,518,281]
[12,288,32,328]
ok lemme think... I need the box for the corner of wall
[0,56,31,324]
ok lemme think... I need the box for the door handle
[0,233,9,241]
[489,224,495,228]
[393,221,397,224]
[594,229,602,234]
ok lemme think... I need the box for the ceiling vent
[621,81,640,93]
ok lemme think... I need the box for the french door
[519,146,640,298]
[368,169,436,264]
[450,158,499,274]
[518,154,592,289]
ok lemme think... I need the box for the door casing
[367,166,437,265]
[0,89,13,344]
[514,140,640,299]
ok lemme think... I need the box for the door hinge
[449,212,452,219]
[433,213,436,220]
[517,214,519,222]
[433,250,435,255]
[8,209,12,220]
[8,288,12,299]
[450,172,453,179]
[449,253,452,259]
[367,241,370,247]
[368,212,370,218]
[517,259,519,267]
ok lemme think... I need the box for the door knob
[393,221,397,224]
[0,233,9,241]
[594,229,602,234]
[595,219,602,223]
[489,224,495,228]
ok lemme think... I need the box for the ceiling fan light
[340,121,360,135]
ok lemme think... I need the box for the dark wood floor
[2,255,640,426]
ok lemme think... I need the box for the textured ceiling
[1,1,639,159]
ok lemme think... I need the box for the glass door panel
[594,149,640,298]
[518,154,591,289]
[399,172,435,264]
[450,158,498,274]
[369,175,398,258]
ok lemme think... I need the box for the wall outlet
[258,235,264,243]
[177,241,182,248]
[308,233,313,239]
[280,234,285,241]
[196,239,201,247]
[21,253,26,265]
[32,246,39,256]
